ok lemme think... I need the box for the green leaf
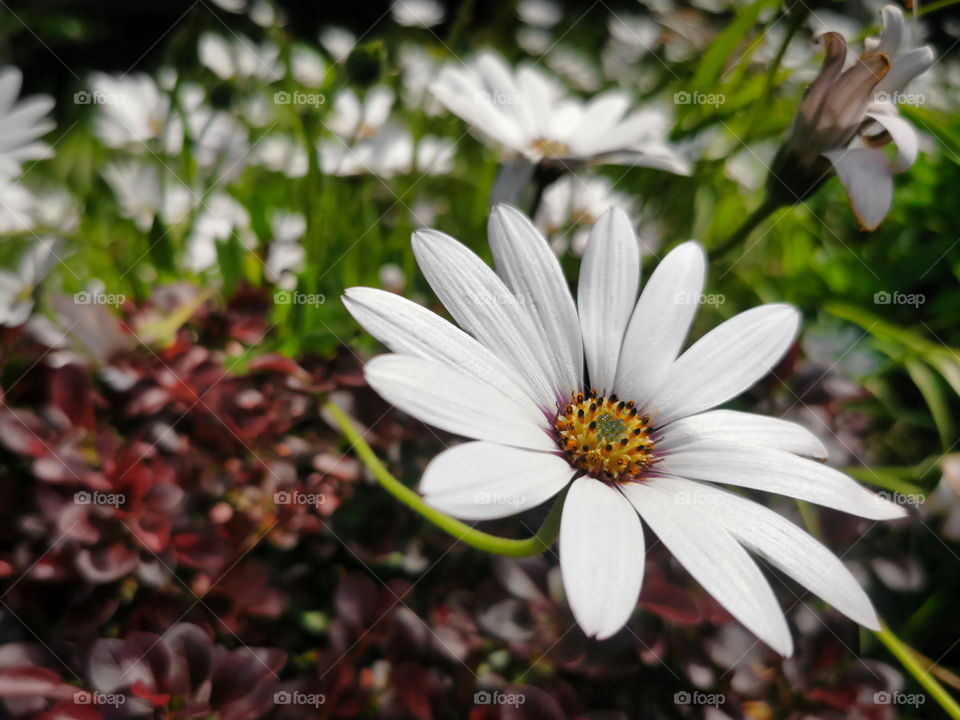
[901,106,960,164]
[687,0,781,95]
[905,358,954,449]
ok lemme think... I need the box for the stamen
[554,390,655,483]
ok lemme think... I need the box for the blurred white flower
[0,66,54,181]
[252,134,309,178]
[398,45,443,114]
[923,455,960,541]
[430,51,689,174]
[185,192,255,272]
[535,174,640,256]
[250,0,282,27]
[517,0,561,28]
[517,27,553,56]
[29,186,80,233]
[391,0,445,28]
[198,33,283,82]
[90,72,180,152]
[607,12,660,53]
[378,263,406,293]
[319,125,454,178]
[179,85,250,180]
[290,45,328,86]
[326,85,395,138]
[266,210,306,287]
[243,93,274,127]
[546,48,601,92]
[272,209,307,243]
[409,197,443,226]
[102,161,194,232]
[320,26,356,63]
[0,237,62,327]
[209,0,245,11]
[0,178,39,232]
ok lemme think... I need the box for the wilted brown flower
[768,6,933,230]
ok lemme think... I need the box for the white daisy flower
[177,85,250,180]
[534,174,638,256]
[517,27,553,56]
[265,210,306,288]
[391,0,445,28]
[198,32,283,82]
[102,161,193,232]
[0,237,62,327]
[319,26,356,63]
[184,193,255,273]
[0,66,54,182]
[398,45,444,115]
[89,72,179,151]
[0,177,40,232]
[326,85,395,139]
[517,0,562,28]
[252,134,309,178]
[343,205,905,652]
[290,45,328,87]
[319,125,453,178]
[429,50,689,174]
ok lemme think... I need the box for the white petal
[570,111,658,157]
[614,241,705,407]
[647,475,880,629]
[560,477,645,640]
[364,354,555,451]
[363,85,395,131]
[659,409,828,459]
[823,148,892,231]
[600,147,693,176]
[621,480,794,656]
[656,440,908,520]
[874,5,904,58]
[421,441,573,520]
[429,66,527,151]
[568,90,631,144]
[476,51,536,139]
[645,304,800,426]
[876,46,935,95]
[489,205,583,400]
[412,228,559,409]
[578,208,641,393]
[864,111,919,173]
[342,287,540,411]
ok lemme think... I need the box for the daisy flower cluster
[0,1,958,717]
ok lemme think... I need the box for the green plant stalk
[326,402,564,556]
[709,195,782,258]
[875,620,960,719]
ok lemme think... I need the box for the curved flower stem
[708,195,782,259]
[326,402,564,556]
[874,620,960,719]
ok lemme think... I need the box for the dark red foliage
[0,290,911,719]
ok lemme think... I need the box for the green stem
[708,195,781,259]
[326,402,564,556]
[874,620,960,719]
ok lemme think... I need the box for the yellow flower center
[531,138,570,158]
[554,389,655,483]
